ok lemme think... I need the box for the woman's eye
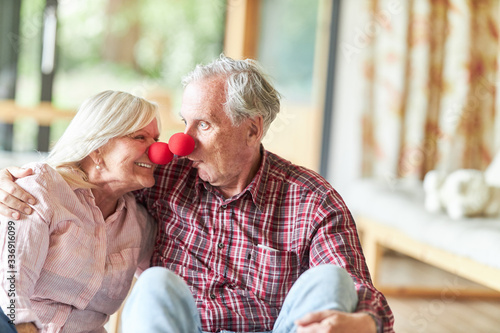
[199,121,208,129]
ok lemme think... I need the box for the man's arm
[305,190,393,333]
[0,167,36,219]
[295,310,376,333]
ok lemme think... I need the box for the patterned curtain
[361,0,499,181]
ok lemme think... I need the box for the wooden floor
[380,253,500,333]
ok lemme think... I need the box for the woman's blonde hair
[46,90,160,188]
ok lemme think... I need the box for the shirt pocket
[107,247,141,300]
[44,222,93,279]
[246,245,299,308]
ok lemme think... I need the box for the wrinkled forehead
[181,78,230,122]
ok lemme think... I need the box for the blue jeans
[0,307,17,333]
[121,264,358,333]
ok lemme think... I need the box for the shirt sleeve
[308,190,394,333]
[0,210,50,330]
[135,206,157,277]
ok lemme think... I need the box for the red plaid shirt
[135,149,394,333]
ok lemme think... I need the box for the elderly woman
[0,91,159,333]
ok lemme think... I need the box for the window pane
[257,0,320,105]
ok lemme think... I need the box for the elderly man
[0,55,393,333]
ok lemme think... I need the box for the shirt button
[210,293,216,299]
[218,243,224,249]
[221,204,227,209]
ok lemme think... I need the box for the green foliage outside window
[17,0,226,108]
[12,0,226,151]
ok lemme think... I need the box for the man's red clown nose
[148,133,195,165]
[168,133,195,157]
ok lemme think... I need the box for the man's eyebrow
[179,114,210,123]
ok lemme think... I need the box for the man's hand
[0,167,36,220]
[16,322,38,333]
[295,310,377,333]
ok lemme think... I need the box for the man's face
[180,77,257,194]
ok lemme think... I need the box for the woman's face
[97,119,160,193]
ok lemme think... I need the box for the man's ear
[247,116,264,147]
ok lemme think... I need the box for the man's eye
[199,121,208,129]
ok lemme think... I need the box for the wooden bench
[347,179,500,298]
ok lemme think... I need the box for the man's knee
[303,264,355,287]
[122,267,201,332]
[274,264,359,331]
[137,266,177,285]
[297,264,358,312]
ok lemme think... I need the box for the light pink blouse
[0,163,155,332]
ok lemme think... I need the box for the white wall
[326,0,367,199]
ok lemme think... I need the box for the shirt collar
[79,187,127,213]
[114,195,127,212]
[245,146,269,212]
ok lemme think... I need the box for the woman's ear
[247,116,264,147]
[89,149,101,166]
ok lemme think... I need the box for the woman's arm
[135,211,157,276]
[0,202,49,329]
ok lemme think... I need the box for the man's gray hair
[182,54,281,136]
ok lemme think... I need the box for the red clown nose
[148,142,173,165]
[148,133,195,165]
[168,133,195,156]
